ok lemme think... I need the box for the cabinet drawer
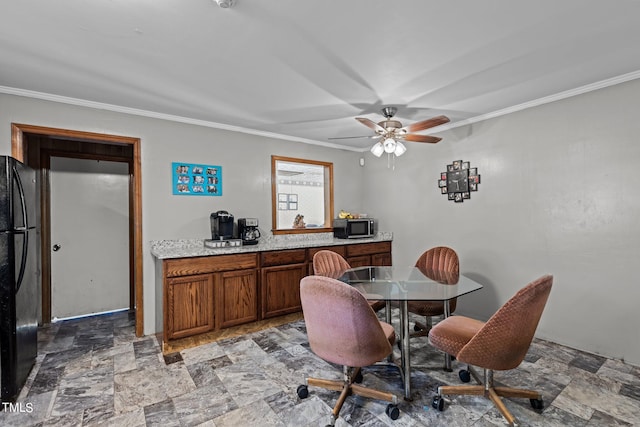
[307,245,346,260]
[345,241,391,257]
[261,249,307,267]
[165,253,258,277]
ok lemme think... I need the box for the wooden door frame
[11,123,144,337]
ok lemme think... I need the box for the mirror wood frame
[271,155,334,235]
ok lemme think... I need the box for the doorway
[11,123,144,337]
[50,156,130,320]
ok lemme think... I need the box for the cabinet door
[216,269,258,329]
[261,263,307,318]
[166,274,214,340]
[347,255,371,268]
[372,252,392,266]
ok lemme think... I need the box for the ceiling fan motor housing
[379,120,402,131]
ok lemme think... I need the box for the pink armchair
[312,250,385,312]
[407,246,460,336]
[297,275,400,425]
[429,274,553,426]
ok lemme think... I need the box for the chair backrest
[457,274,553,371]
[300,275,392,367]
[415,246,459,274]
[414,246,460,312]
[313,250,351,278]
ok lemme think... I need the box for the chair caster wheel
[432,395,444,411]
[354,371,363,384]
[296,384,308,399]
[530,398,544,410]
[386,404,400,420]
[458,369,471,383]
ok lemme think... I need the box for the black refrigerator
[0,156,38,403]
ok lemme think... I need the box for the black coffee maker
[238,218,260,245]
[210,210,234,240]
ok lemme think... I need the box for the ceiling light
[383,137,396,153]
[370,142,384,157]
[394,141,407,156]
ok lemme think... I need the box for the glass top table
[338,266,484,400]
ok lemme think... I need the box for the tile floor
[1,310,639,426]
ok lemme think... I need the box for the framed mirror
[271,155,334,234]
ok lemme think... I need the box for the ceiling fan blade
[328,135,379,140]
[355,117,385,133]
[403,134,442,143]
[401,115,450,133]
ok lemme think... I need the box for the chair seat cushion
[406,300,445,317]
[428,316,484,357]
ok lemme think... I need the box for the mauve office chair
[297,275,400,425]
[407,246,460,336]
[429,274,553,426]
[312,250,385,312]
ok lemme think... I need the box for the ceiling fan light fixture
[383,137,396,153]
[370,141,384,157]
[394,141,407,156]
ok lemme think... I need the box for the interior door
[50,157,129,320]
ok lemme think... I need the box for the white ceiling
[2,1,640,152]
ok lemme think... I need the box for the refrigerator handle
[13,165,29,293]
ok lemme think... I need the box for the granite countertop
[150,232,393,260]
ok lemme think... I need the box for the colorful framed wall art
[172,162,222,196]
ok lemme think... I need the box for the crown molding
[3,69,639,152]
[425,70,640,135]
[0,85,362,152]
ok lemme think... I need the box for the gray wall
[0,93,364,339]
[1,77,639,366]
[363,78,640,366]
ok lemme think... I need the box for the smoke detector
[214,0,235,8]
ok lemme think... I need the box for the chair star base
[433,368,544,427]
[298,366,399,426]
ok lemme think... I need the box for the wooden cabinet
[372,252,392,266]
[216,269,258,329]
[163,253,258,340]
[261,249,307,318]
[261,264,307,318]
[346,241,392,267]
[160,240,391,345]
[165,273,214,340]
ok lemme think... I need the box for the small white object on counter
[203,239,243,249]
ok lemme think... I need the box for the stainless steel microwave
[333,218,376,239]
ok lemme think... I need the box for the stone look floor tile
[1,311,639,427]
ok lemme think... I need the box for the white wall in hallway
[49,157,130,320]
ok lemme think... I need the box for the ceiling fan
[332,107,450,157]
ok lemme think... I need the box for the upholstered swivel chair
[312,250,386,312]
[428,274,553,427]
[297,275,400,425]
[407,246,460,335]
